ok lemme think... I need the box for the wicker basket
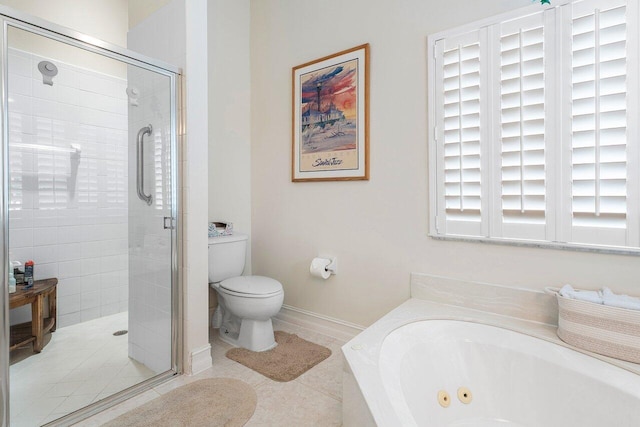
[546,287,640,364]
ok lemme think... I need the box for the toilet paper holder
[310,256,338,278]
[323,257,338,275]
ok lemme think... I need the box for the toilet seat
[219,275,283,298]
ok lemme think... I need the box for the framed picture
[292,44,369,182]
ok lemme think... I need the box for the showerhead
[38,60,58,86]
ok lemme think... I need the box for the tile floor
[75,319,346,426]
[10,312,155,427]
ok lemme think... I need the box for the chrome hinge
[163,216,175,229]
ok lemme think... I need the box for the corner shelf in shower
[9,278,58,353]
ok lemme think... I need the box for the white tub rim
[342,298,640,427]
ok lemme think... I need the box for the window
[428,0,639,253]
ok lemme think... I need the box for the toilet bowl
[211,276,284,351]
[208,232,284,352]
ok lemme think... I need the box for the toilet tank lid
[220,276,283,295]
[208,232,248,245]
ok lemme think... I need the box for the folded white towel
[559,284,604,304]
[602,287,640,311]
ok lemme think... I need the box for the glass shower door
[4,23,177,426]
[126,64,175,373]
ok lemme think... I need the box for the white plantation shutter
[567,0,639,247]
[434,29,488,237]
[429,0,640,252]
[493,11,555,241]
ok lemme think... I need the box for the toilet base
[219,318,277,352]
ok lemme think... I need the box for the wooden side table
[9,278,58,353]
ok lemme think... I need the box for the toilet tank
[208,233,248,283]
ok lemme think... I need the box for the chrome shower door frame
[0,6,183,427]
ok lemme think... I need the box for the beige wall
[250,0,640,327]
[0,0,128,78]
[128,0,173,29]
[0,0,175,39]
[0,0,128,47]
[208,0,252,274]
[183,0,212,374]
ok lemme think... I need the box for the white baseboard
[274,304,365,343]
[188,344,212,376]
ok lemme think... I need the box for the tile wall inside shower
[8,48,129,328]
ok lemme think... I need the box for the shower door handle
[136,124,153,206]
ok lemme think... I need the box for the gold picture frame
[292,44,369,182]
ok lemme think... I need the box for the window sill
[429,234,640,256]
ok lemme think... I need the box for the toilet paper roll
[310,257,331,280]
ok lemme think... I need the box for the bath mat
[226,331,332,382]
[102,378,256,427]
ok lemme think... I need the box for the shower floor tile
[9,312,155,427]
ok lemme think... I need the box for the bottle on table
[24,260,34,289]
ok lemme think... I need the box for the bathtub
[342,299,640,427]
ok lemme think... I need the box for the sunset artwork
[300,59,358,158]
[292,44,369,181]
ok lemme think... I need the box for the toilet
[208,232,284,352]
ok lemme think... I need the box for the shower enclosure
[0,7,180,426]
